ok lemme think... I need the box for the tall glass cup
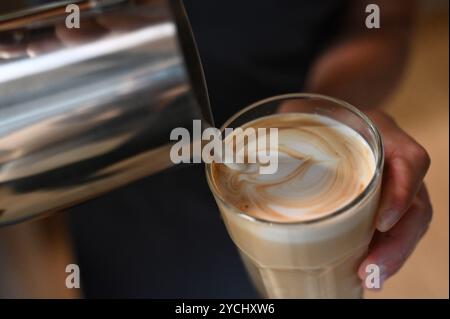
[205,93,384,299]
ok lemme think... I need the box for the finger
[368,111,431,232]
[358,185,432,287]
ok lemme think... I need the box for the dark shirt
[67,0,347,298]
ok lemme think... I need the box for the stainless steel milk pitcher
[0,0,212,225]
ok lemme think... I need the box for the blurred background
[0,0,448,298]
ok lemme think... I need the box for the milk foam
[211,113,376,223]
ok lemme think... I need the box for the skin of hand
[358,110,432,286]
[305,0,432,288]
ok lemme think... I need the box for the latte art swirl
[212,113,376,222]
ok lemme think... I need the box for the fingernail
[377,210,399,232]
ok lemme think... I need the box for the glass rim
[205,92,384,226]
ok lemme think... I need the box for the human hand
[358,109,432,288]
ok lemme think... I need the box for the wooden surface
[366,8,449,299]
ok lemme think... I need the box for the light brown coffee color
[212,113,375,223]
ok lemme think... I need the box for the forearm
[305,0,416,110]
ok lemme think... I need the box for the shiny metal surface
[0,0,212,225]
